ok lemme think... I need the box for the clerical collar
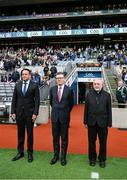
[94,89,102,94]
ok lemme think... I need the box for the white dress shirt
[22,80,30,93]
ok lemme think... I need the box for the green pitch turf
[0,149,127,179]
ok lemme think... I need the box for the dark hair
[21,68,31,75]
[56,72,65,77]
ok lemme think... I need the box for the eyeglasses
[56,77,64,79]
[93,83,101,85]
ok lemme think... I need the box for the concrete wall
[112,108,127,128]
[36,105,49,124]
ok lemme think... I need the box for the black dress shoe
[99,161,106,168]
[89,161,96,166]
[50,156,59,165]
[12,153,24,161]
[61,159,67,166]
[28,153,33,163]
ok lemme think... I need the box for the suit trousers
[16,112,34,154]
[52,119,69,159]
[88,124,108,162]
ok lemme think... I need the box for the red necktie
[58,86,62,102]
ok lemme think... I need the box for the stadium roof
[0,0,79,7]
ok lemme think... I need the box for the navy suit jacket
[11,80,40,119]
[50,85,74,123]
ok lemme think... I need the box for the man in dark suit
[116,80,127,108]
[11,68,40,163]
[84,79,112,168]
[50,72,74,166]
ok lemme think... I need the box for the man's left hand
[32,114,37,122]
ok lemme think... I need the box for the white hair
[93,78,104,85]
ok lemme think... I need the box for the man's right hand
[84,124,87,128]
[10,114,16,121]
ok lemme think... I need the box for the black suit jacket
[116,86,127,103]
[84,89,112,128]
[11,80,40,119]
[50,85,74,123]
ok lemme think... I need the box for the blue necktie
[23,82,27,96]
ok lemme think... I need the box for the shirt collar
[58,84,64,89]
[23,80,30,84]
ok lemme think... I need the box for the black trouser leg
[17,117,25,154]
[60,122,69,160]
[88,125,97,162]
[26,118,34,154]
[98,127,108,162]
[52,121,60,157]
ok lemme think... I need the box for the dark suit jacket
[11,80,40,119]
[50,85,74,123]
[84,89,112,128]
[116,86,127,103]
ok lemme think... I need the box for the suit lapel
[25,80,32,96]
[18,81,23,96]
[55,86,59,102]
